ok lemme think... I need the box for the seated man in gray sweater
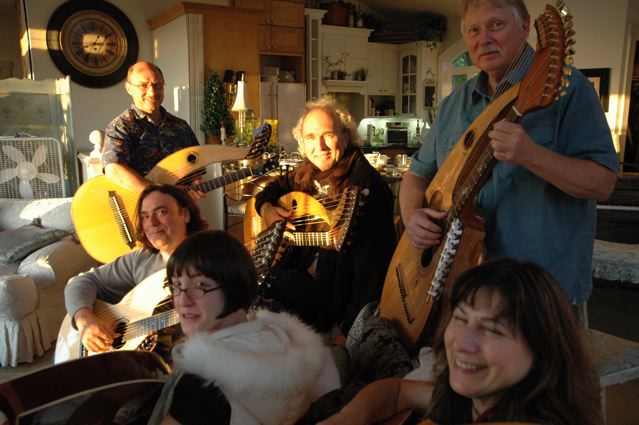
[64,184,207,360]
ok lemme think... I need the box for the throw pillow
[0,222,69,264]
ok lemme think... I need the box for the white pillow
[0,223,69,264]
[0,274,38,318]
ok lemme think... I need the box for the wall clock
[46,0,138,88]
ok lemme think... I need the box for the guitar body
[72,175,140,265]
[54,270,169,364]
[381,4,572,349]
[243,191,330,251]
[380,205,486,348]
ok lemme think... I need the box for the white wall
[0,16,23,77]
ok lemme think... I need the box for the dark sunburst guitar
[72,124,273,264]
[380,2,575,349]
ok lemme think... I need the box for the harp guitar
[380,2,575,349]
[72,124,273,264]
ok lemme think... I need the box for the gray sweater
[64,249,166,320]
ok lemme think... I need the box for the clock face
[47,1,138,88]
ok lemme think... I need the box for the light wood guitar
[54,221,287,364]
[380,3,574,349]
[72,123,273,264]
[243,186,362,253]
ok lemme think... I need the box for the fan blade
[32,145,48,167]
[0,168,17,183]
[2,145,27,163]
[19,179,34,199]
[36,172,61,184]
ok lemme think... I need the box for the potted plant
[353,67,368,81]
[201,72,235,144]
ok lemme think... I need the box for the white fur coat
[172,309,340,425]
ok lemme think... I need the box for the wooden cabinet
[255,0,304,55]
[259,25,304,54]
[367,43,398,95]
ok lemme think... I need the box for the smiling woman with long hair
[319,259,601,425]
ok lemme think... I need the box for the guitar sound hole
[463,130,475,149]
[112,322,128,349]
[421,247,434,268]
[186,152,199,165]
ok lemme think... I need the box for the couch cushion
[0,274,38,318]
[0,223,69,264]
[18,238,99,289]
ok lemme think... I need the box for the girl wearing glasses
[158,230,339,425]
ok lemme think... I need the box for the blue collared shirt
[410,50,619,303]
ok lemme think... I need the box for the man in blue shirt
[400,0,619,303]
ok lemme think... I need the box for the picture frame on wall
[580,68,610,112]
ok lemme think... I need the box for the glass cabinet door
[400,53,417,114]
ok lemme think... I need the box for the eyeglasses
[164,283,222,299]
[128,81,165,91]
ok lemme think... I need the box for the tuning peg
[561,79,570,88]
[563,67,572,76]
[565,38,576,47]
[556,0,565,9]
[563,15,573,29]
[564,56,574,65]
[565,29,576,38]
[565,46,576,56]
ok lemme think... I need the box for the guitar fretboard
[121,309,180,342]
[192,167,256,193]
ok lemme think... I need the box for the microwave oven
[386,122,409,145]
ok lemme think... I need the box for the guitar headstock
[515,1,575,115]
[251,152,280,177]
[245,123,272,160]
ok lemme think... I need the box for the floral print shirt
[102,105,199,176]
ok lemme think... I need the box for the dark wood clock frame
[46,0,139,88]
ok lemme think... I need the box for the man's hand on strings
[179,178,206,202]
[74,308,118,353]
[260,202,293,229]
[404,207,446,251]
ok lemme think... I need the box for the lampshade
[231,80,250,112]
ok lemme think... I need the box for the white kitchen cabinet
[321,25,372,83]
[367,43,398,95]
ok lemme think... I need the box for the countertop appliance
[386,121,409,145]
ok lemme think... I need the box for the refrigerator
[259,82,306,153]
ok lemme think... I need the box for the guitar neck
[190,167,256,193]
[446,106,521,228]
[121,309,180,342]
[292,231,333,247]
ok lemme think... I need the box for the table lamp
[231,74,250,145]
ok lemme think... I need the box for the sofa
[0,197,98,367]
